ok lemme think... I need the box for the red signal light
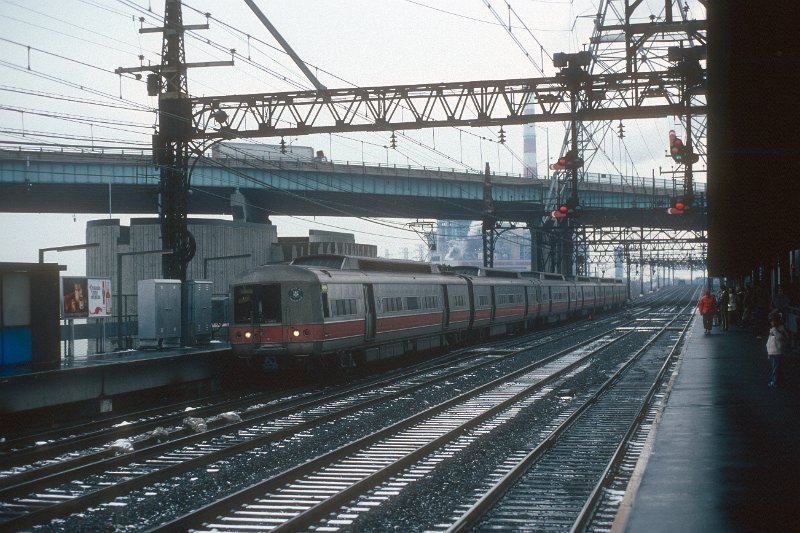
[559,205,568,214]
[667,195,688,215]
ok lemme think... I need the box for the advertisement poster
[62,276,88,318]
[87,278,113,317]
[61,277,112,318]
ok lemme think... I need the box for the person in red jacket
[698,289,719,334]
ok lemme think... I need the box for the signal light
[667,196,688,215]
[669,130,684,162]
[668,130,700,165]
[146,73,161,96]
[550,150,583,171]
[552,197,582,218]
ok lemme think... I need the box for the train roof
[446,266,520,278]
[289,255,624,283]
[291,254,440,274]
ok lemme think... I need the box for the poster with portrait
[87,278,112,317]
[61,276,89,318]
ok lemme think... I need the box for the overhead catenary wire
[0,0,662,260]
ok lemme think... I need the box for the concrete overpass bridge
[0,149,705,231]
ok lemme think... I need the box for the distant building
[85,219,375,350]
[279,230,377,260]
[87,218,280,315]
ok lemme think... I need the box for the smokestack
[523,102,537,178]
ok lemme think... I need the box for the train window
[382,297,403,312]
[406,296,420,310]
[234,284,281,324]
[478,295,489,307]
[453,294,466,308]
[333,298,357,316]
[423,295,438,309]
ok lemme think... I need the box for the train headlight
[244,331,252,340]
[292,329,301,338]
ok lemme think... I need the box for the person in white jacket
[766,313,789,387]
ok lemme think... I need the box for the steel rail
[0,313,624,495]
[446,298,695,532]
[0,316,635,530]
[152,327,636,531]
[569,293,697,532]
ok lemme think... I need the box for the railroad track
[147,290,697,532]
[0,287,696,531]
[449,298,695,532]
[0,309,628,488]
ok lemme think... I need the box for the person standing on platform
[719,286,730,331]
[770,285,790,319]
[698,289,718,334]
[766,313,789,387]
[727,288,739,329]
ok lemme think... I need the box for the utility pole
[482,163,496,268]
[156,0,192,281]
[116,0,231,281]
[551,51,590,275]
[115,0,231,345]
[668,45,706,211]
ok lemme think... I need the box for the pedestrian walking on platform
[766,313,789,387]
[698,289,718,334]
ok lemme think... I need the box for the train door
[363,284,376,341]
[441,285,450,327]
[524,285,530,318]
[462,276,475,330]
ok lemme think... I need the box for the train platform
[0,342,234,418]
[617,313,800,532]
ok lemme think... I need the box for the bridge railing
[0,146,706,194]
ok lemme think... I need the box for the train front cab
[229,266,324,368]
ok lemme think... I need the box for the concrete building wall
[86,218,282,322]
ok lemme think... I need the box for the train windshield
[234,284,282,324]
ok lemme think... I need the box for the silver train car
[229,255,627,369]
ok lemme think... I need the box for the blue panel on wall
[2,328,33,365]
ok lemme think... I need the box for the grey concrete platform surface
[0,343,234,415]
[618,314,800,533]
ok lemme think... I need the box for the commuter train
[229,255,627,369]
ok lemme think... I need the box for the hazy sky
[0,0,707,273]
